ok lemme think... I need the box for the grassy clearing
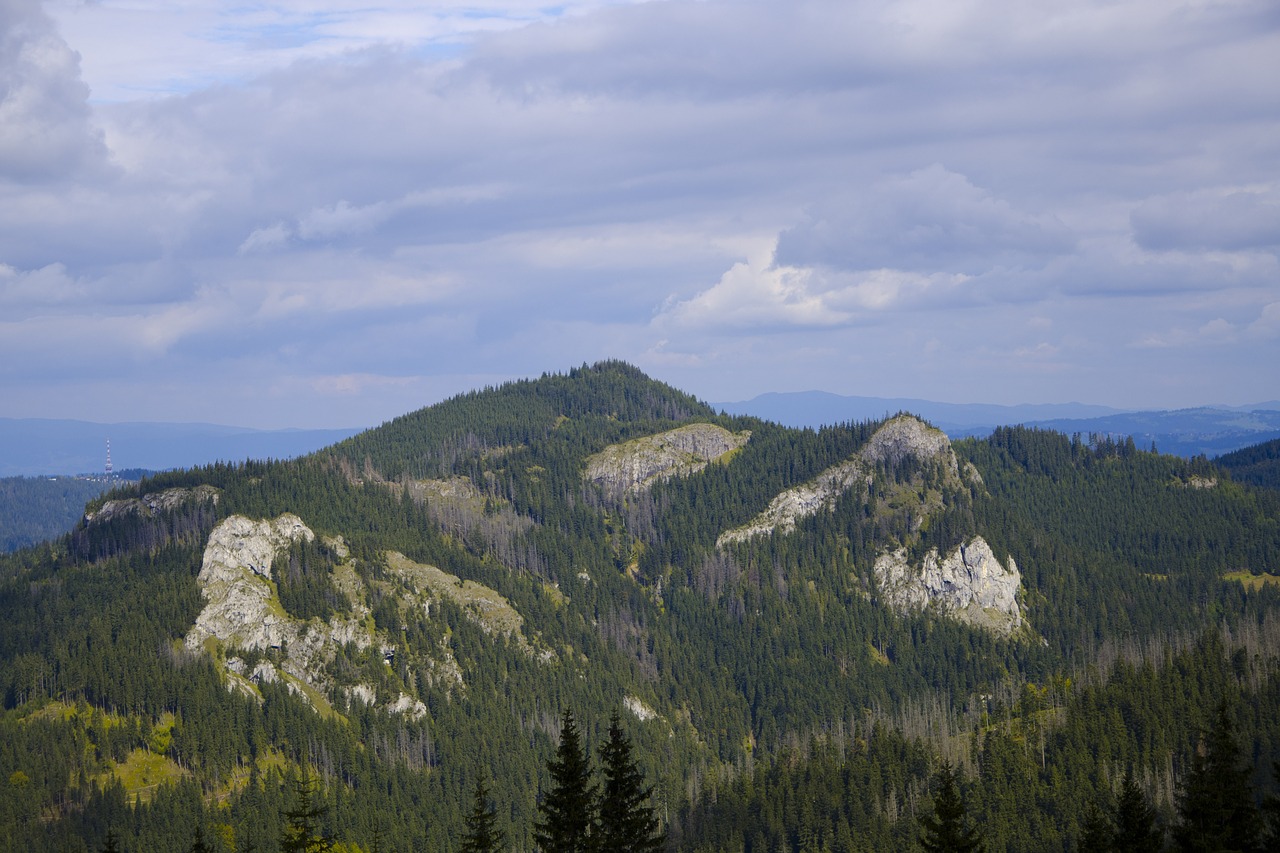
[109,749,189,805]
[1224,570,1280,591]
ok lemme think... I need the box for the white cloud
[659,241,971,332]
[0,0,107,180]
[238,222,293,255]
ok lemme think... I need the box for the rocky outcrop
[185,514,410,715]
[85,485,219,523]
[585,423,751,495]
[184,514,316,653]
[385,551,534,653]
[873,537,1023,636]
[718,415,958,546]
[862,415,959,478]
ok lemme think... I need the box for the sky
[2,0,1278,429]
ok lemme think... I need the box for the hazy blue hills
[717,391,1280,458]
[0,418,362,477]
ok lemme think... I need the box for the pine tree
[597,713,664,853]
[919,761,983,853]
[98,829,122,853]
[1077,802,1113,853]
[1173,700,1262,853]
[535,709,599,853]
[1113,769,1162,853]
[280,772,335,853]
[461,778,506,853]
[187,825,215,853]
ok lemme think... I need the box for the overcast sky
[2,0,1278,429]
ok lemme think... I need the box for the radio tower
[105,438,113,482]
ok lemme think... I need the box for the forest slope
[2,362,1279,852]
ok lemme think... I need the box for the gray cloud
[2,0,1278,426]
[0,0,107,182]
[775,165,1076,275]
[1132,190,1280,252]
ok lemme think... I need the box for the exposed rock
[624,695,657,722]
[874,537,1024,636]
[388,693,428,720]
[345,684,376,706]
[717,459,869,546]
[85,485,219,524]
[1183,475,1218,489]
[861,415,958,478]
[184,514,430,715]
[385,551,534,653]
[718,415,958,546]
[585,423,751,495]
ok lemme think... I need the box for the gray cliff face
[85,485,219,523]
[718,415,959,546]
[874,537,1023,635]
[184,514,427,718]
[585,423,750,495]
[861,415,959,479]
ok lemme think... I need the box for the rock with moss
[585,423,751,495]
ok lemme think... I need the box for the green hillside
[2,362,1279,852]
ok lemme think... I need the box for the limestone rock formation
[585,423,750,495]
[85,485,219,523]
[873,537,1024,635]
[385,551,534,653]
[184,514,399,714]
[718,415,958,546]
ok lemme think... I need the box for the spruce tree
[461,778,506,853]
[1077,802,1113,853]
[1113,769,1162,853]
[597,713,664,853]
[919,761,983,853]
[1173,700,1262,853]
[280,772,335,853]
[535,709,598,853]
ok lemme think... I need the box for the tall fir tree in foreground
[1113,768,1162,853]
[597,713,665,853]
[1077,802,1113,853]
[1173,700,1263,853]
[462,778,506,853]
[535,709,599,853]
[919,761,983,853]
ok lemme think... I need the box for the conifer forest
[3,362,1280,851]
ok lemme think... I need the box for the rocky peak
[862,415,959,479]
[873,537,1024,636]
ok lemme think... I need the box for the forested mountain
[2,361,1279,852]
[0,473,148,554]
[1217,438,1280,490]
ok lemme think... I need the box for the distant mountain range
[0,418,362,477]
[4,393,1279,478]
[716,392,1280,458]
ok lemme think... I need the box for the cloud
[1131,188,1280,252]
[0,0,107,181]
[775,165,1076,275]
[3,0,1279,425]
[659,241,970,332]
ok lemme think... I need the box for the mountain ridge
[2,361,1279,851]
